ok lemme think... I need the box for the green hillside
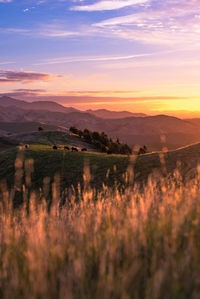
[0,136,18,151]
[7,131,96,150]
[1,142,200,198]
[0,146,129,191]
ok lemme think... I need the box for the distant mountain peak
[0,96,78,113]
[86,108,147,119]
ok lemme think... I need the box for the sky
[0,0,200,117]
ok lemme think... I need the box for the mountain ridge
[0,96,147,118]
[0,96,79,114]
[0,96,200,150]
[86,108,147,119]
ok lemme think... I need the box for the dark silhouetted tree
[38,126,43,131]
[83,129,92,143]
[69,126,80,135]
[73,126,132,155]
[138,145,148,155]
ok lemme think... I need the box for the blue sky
[0,0,200,116]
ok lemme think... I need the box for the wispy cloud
[1,90,188,103]
[7,0,199,46]
[3,88,47,97]
[93,0,200,45]
[60,90,140,96]
[0,28,30,34]
[0,70,66,84]
[13,88,46,93]
[0,25,83,38]
[34,51,166,65]
[39,29,81,37]
[71,0,149,11]
[59,95,189,103]
[2,89,140,98]
[0,61,15,65]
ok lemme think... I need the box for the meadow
[0,142,200,197]
[0,145,130,195]
[0,145,200,298]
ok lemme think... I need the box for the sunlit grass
[0,150,200,298]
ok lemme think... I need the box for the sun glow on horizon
[0,0,200,116]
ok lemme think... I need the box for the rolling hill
[0,96,200,150]
[185,118,200,127]
[0,136,18,151]
[0,140,200,194]
[6,130,96,151]
[86,109,147,119]
[44,113,200,150]
[0,122,60,135]
[0,96,145,117]
[0,96,78,113]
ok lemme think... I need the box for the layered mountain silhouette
[86,109,146,119]
[0,96,78,113]
[0,96,200,150]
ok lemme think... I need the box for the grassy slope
[134,142,200,182]
[0,122,59,134]
[6,131,95,150]
[0,136,18,151]
[1,142,200,193]
[0,146,128,190]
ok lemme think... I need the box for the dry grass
[1,152,200,298]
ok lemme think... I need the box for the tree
[110,142,120,154]
[99,132,110,147]
[70,126,133,155]
[138,145,148,155]
[38,125,43,132]
[93,140,102,150]
[120,144,132,155]
[92,131,100,141]
[83,128,90,135]
[78,130,83,138]
[83,129,92,143]
[70,126,80,135]
[101,145,108,153]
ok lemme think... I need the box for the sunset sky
[0,0,200,116]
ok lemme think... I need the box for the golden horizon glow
[1,0,200,117]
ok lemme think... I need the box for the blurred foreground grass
[1,146,200,298]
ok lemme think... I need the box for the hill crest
[0,96,78,114]
[86,108,147,119]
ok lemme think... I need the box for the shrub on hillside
[138,145,148,155]
[69,126,81,135]
[70,126,132,155]
[38,125,43,131]
[83,128,92,143]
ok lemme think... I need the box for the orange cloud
[0,70,67,84]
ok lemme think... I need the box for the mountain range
[86,109,146,119]
[0,96,78,114]
[0,97,146,118]
[0,96,200,150]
